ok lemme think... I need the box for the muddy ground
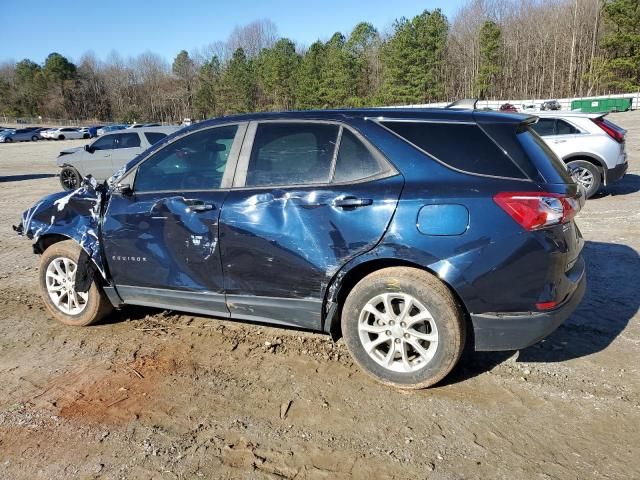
[0,118,638,480]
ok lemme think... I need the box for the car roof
[183,108,531,133]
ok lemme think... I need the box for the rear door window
[246,123,339,187]
[381,121,525,178]
[144,132,167,145]
[531,118,556,136]
[333,129,388,183]
[556,119,579,135]
[113,133,141,149]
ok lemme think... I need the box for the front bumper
[471,270,586,351]
[606,160,628,184]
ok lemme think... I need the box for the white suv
[56,126,179,190]
[531,112,628,198]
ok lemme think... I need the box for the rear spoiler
[445,99,478,110]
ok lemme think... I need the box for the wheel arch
[34,233,108,285]
[323,257,471,342]
[562,153,607,183]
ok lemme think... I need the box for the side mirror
[115,183,133,196]
[84,144,95,154]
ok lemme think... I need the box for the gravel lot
[0,117,638,480]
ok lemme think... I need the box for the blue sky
[0,0,465,64]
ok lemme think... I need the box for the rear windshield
[381,121,525,179]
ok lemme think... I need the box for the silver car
[57,126,179,190]
[531,112,628,198]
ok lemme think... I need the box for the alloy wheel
[45,257,88,315]
[570,166,594,191]
[60,169,78,190]
[358,292,439,373]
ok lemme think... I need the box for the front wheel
[58,134,65,140]
[39,240,113,326]
[31,135,39,141]
[341,267,466,389]
[567,160,601,199]
[59,166,81,191]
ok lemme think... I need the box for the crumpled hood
[15,177,108,278]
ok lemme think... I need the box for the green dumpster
[571,97,632,113]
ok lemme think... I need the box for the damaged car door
[101,123,246,316]
[219,121,403,329]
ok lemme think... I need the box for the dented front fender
[15,178,108,280]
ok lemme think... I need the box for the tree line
[0,0,638,123]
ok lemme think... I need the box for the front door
[219,121,403,329]
[102,123,246,317]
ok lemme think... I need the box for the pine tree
[320,33,356,107]
[194,56,222,119]
[257,38,299,110]
[474,21,503,99]
[295,41,326,109]
[219,48,256,114]
[601,0,640,91]
[379,9,448,105]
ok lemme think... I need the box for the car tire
[39,240,113,327]
[58,135,65,140]
[59,166,82,191]
[83,133,90,139]
[31,135,39,141]
[341,267,465,389]
[567,160,601,199]
[5,137,12,143]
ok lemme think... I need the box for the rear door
[83,134,116,179]
[219,121,403,329]
[109,132,145,175]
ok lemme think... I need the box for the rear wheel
[58,134,65,140]
[39,240,112,326]
[341,267,465,389]
[60,166,81,191]
[83,133,90,139]
[567,160,601,199]
[31,135,39,141]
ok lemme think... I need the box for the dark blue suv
[16,109,586,388]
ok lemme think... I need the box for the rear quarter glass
[380,121,526,179]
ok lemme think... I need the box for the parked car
[499,103,518,112]
[541,100,562,111]
[88,125,104,138]
[97,125,127,136]
[42,127,89,140]
[128,123,161,129]
[0,127,47,142]
[521,103,540,112]
[531,112,627,198]
[15,108,586,389]
[57,126,179,190]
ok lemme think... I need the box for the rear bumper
[606,158,628,184]
[471,270,586,351]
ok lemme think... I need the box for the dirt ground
[0,118,638,480]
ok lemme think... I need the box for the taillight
[592,117,625,143]
[494,192,580,231]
